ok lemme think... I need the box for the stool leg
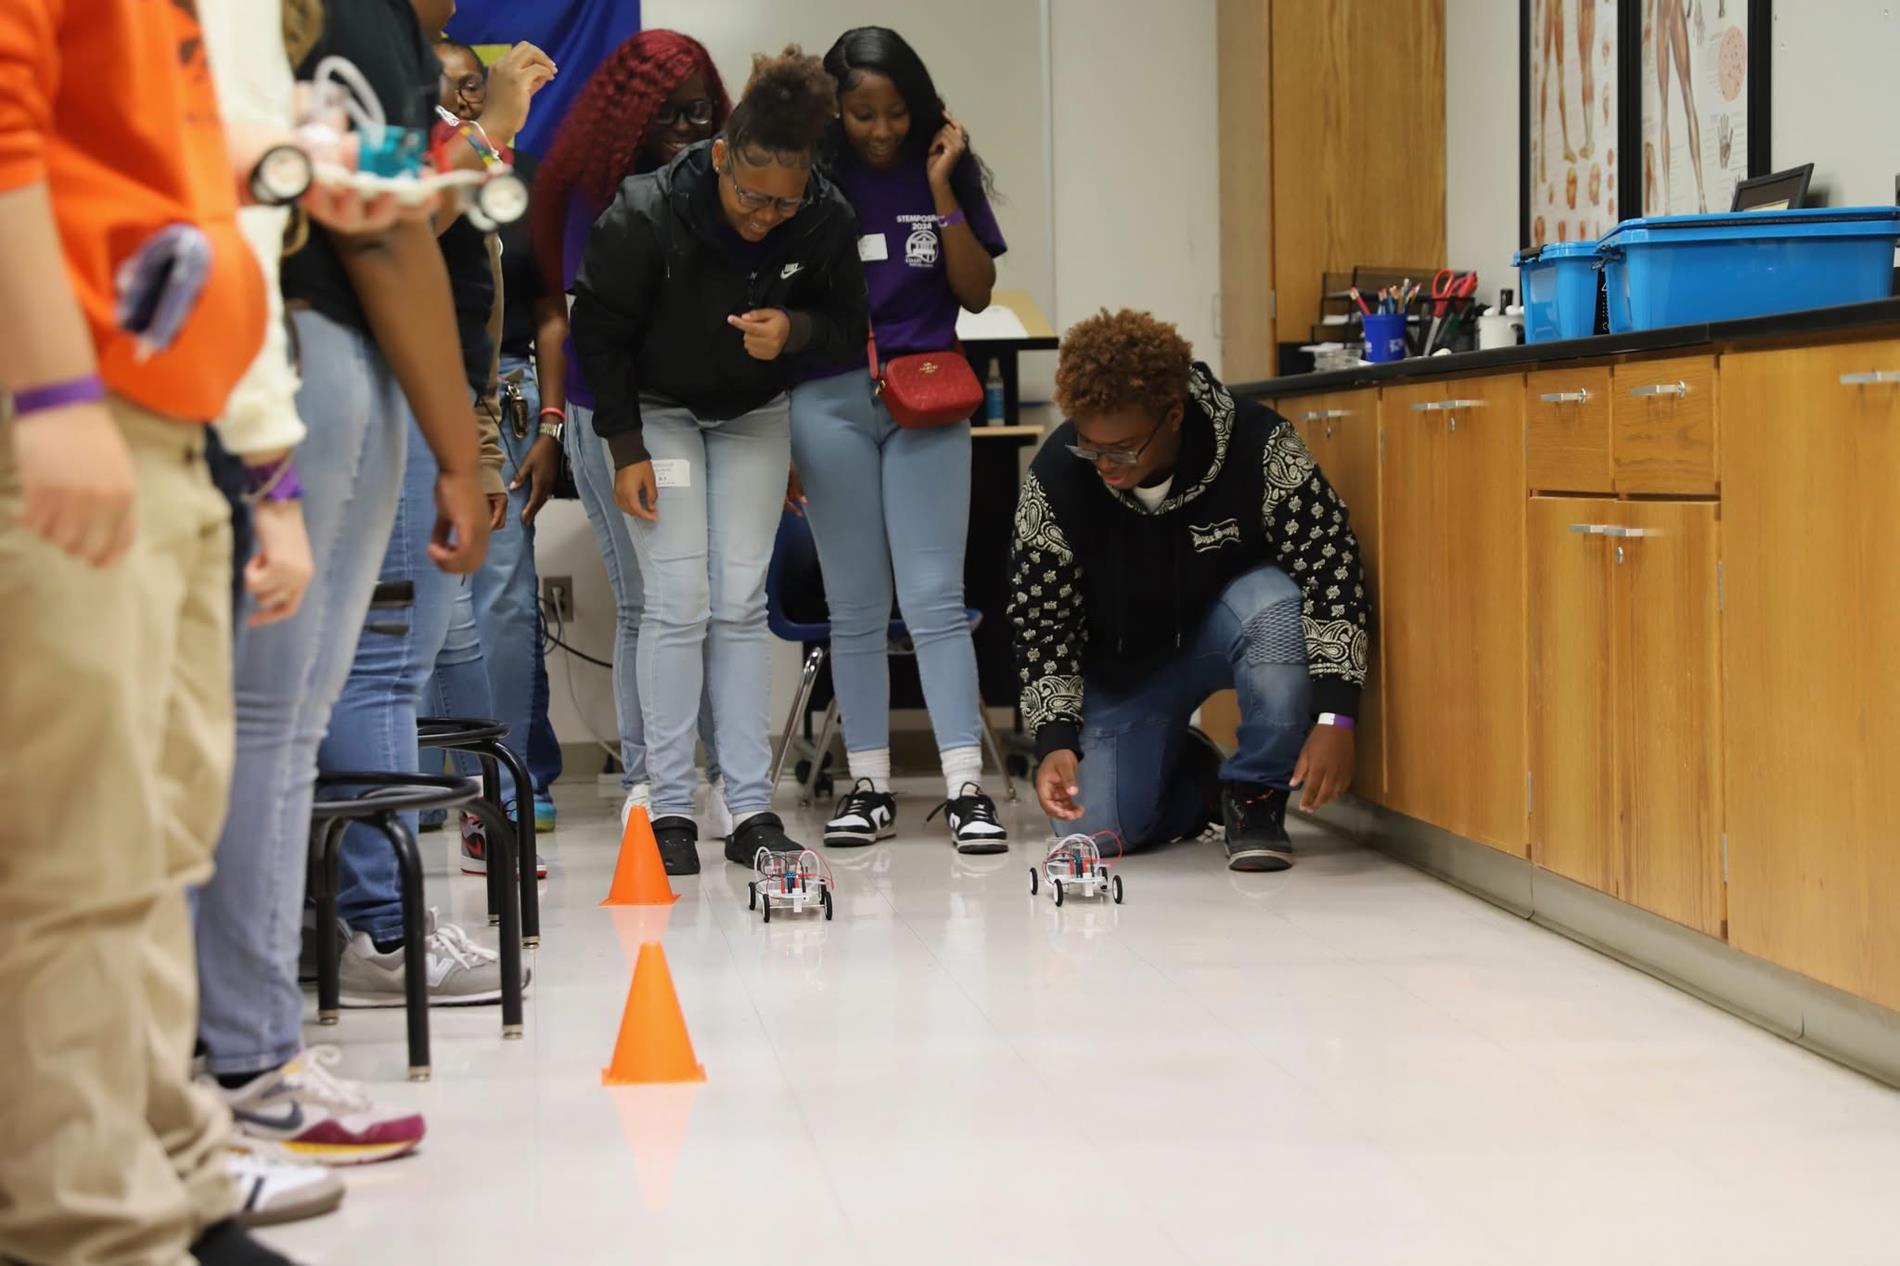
[485,740,540,946]
[376,814,431,1081]
[477,753,504,926]
[804,698,840,808]
[465,798,525,1039]
[315,820,345,1024]
[770,645,826,788]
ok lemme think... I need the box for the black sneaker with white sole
[927,782,1009,854]
[823,779,897,847]
[1220,782,1294,872]
[725,811,804,866]
[651,815,701,876]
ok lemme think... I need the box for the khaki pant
[0,399,237,1266]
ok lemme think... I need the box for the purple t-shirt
[838,155,1006,360]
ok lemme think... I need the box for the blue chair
[765,510,1017,807]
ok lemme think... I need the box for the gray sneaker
[336,908,526,1008]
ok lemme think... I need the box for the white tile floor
[263,779,1900,1265]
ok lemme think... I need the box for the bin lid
[1600,206,1900,247]
[1515,241,1599,265]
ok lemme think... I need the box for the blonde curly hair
[1054,308,1193,420]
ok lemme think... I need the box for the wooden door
[1376,381,1450,825]
[1613,500,1724,936]
[1611,355,1718,494]
[1528,497,1616,892]
[1721,341,1900,1008]
[1269,0,1445,341]
[1315,390,1384,801]
[1437,375,1529,853]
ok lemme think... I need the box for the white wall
[1445,0,1522,302]
[538,1,1223,765]
[1447,0,1900,297]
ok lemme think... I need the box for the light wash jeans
[788,369,982,757]
[1069,565,1312,847]
[566,401,715,789]
[628,397,789,820]
[194,311,406,1075]
[319,410,483,942]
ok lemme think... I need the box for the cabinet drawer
[1611,355,1717,494]
[1526,367,1612,492]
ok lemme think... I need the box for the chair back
[766,510,833,642]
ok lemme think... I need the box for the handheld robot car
[1030,832,1124,907]
[747,848,834,923]
[297,57,529,232]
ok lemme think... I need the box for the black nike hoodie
[1009,365,1371,760]
[570,141,868,468]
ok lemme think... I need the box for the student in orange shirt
[0,1,292,1264]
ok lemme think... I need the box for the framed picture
[1732,163,1813,212]
[1522,0,1773,247]
[1627,0,1772,216]
[1520,0,1620,249]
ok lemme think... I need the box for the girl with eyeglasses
[571,46,868,873]
[533,30,732,835]
[789,27,1010,853]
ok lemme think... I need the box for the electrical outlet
[542,575,574,621]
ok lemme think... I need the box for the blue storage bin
[1516,241,1601,343]
[1598,207,1900,333]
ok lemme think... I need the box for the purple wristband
[13,374,105,417]
[1316,712,1355,730]
[937,209,967,229]
[244,456,304,502]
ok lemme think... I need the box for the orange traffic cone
[601,943,706,1085]
[601,805,678,907]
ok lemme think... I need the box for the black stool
[418,716,540,946]
[308,771,525,1082]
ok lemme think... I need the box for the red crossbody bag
[868,334,983,430]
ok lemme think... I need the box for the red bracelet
[539,406,565,419]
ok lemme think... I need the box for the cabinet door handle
[1567,523,1611,535]
[1298,409,1352,422]
[1630,380,1689,399]
[1838,370,1900,386]
[1411,399,1486,413]
[1599,525,1650,538]
[1539,389,1592,404]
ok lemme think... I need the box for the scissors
[1424,269,1479,355]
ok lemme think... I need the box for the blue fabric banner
[445,0,642,156]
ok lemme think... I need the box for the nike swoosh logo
[236,1101,305,1132]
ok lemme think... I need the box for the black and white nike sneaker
[823,779,897,848]
[927,782,1009,854]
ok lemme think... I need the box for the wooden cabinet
[1379,374,1527,852]
[1529,498,1724,934]
[1526,367,1612,493]
[1528,498,1617,892]
[1721,340,1900,1009]
[1611,354,1717,494]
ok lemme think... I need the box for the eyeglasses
[654,98,714,128]
[1066,413,1168,466]
[721,162,805,218]
[450,73,486,100]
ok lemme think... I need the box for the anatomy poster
[1527,0,1618,246]
[1641,0,1752,214]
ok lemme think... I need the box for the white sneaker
[619,782,652,830]
[336,909,527,1008]
[217,1046,425,1166]
[227,1137,345,1227]
[705,776,735,841]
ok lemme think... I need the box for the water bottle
[985,363,1006,423]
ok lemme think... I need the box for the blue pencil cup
[1362,312,1406,363]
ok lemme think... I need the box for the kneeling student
[1009,309,1370,871]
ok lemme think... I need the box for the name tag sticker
[651,459,691,489]
[858,233,890,262]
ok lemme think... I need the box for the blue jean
[527,614,561,797]
[566,401,715,789]
[319,411,476,941]
[789,370,982,756]
[1068,565,1312,848]
[195,311,407,1074]
[630,397,789,819]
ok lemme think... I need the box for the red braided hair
[531,29,731,294]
